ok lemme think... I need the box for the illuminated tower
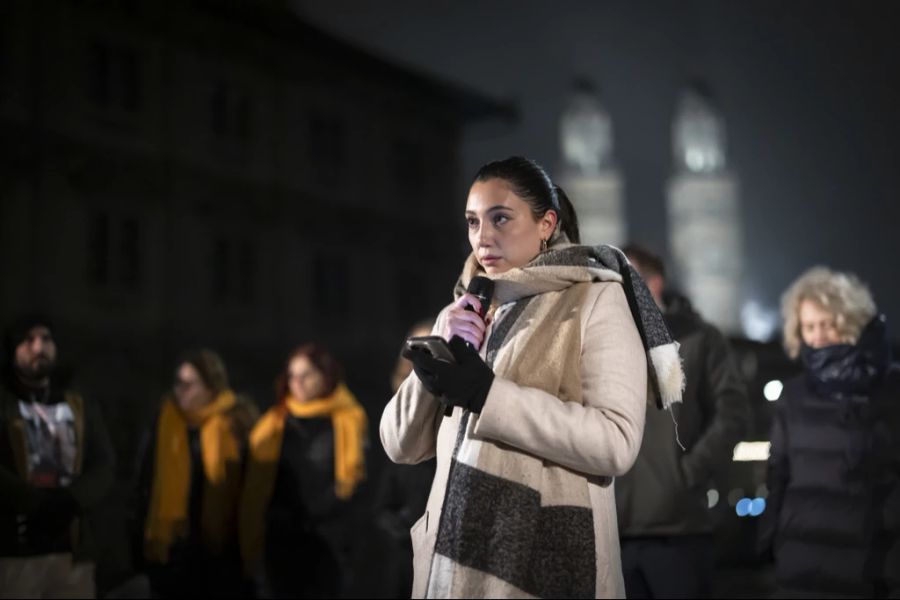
[558,81,625,246]
[667,84,742,333]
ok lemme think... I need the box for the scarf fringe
[649,342,685,409]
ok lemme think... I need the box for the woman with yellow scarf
[240,344,367,599]
[134,349,257,598]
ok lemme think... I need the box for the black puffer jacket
[760,315,900,597]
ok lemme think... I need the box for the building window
[210,81,253,144]
[86,212,142,290]
[392,139,426,202]
[89,44,110,106]
[120,48,139,110]
[314,254,349,319]
[309,112,346,184]
[211,83,228,136]
[119,217,141,287]
[87,213,110,285]
[211,236,257,307]
[0,24,7,99]
[238,240,256,304]
[394,266,425,323]
[88,41,141,111]
[112,0,140,15]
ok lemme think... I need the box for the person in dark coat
[759,266,900,598]
[616,244,750,599]
[240,343,367,599]
[0,314,115,598]
[376,319,437,599]
[133,349,257,598]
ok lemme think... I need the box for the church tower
[558,80,626,246]
[667,83,743,333]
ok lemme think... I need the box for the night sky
[295,0,900,341]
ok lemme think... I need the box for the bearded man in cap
[0,314,114,598]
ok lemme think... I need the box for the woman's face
[174,363,213,411]
[799,299,842,349]
[288,355,328,402]
[465,178,557,275]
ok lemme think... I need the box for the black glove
[22,487,78,546]
[403,337,494,414]
[31,487,78,518]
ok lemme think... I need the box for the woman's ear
[540,210,558,238]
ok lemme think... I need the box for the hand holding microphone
[443,276,494,349]
[404,277,495,414]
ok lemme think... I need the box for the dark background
[1,1,899,597]
[297,0,900,326]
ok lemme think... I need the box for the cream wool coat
[381,276,648,599]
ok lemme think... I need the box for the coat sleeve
[473,283,648,477]
[128,421,154,570]
[0,401,39,512]
[680,325,750,487]
[379,308,448,465]
[68,396,116,509]
[758,399,789,560]
[0,464,39,512]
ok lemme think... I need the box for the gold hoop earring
[540,238,548,253]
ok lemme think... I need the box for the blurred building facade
[667,84,743,334]
[0,0,507,426]
[1,5,510,592]
[557,80,626,246]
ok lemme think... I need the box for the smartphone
[405,335,456,363]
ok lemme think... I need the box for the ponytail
[553,185,580,244]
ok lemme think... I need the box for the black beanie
[3,313,55,369]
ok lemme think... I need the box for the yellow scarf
[239,383,366,570]
[144,390,241,563]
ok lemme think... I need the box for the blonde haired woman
[760,266,900,598]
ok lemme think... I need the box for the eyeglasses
[174,378,200,390]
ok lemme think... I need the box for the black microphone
[460,276,495,349]
[442,276,494,416]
